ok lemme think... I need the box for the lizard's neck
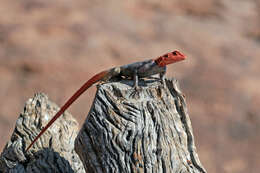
[154,57,166,67]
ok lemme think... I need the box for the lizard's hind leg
[133,70,140,90]
[129,70,142,97]
[159,70,166,87]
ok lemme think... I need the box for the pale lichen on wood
[75,78,206,173]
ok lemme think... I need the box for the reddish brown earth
[0,1,259,172]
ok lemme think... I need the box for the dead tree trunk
[75,78,206,173]
[0,93,85,173]
[0,78,206,173]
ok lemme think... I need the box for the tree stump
[75,78,206,173]
[0,93,85,173]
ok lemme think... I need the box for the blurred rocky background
[0,0,259,173]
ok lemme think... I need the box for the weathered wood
[0,93,85,173]
[0,78,206,173]
[75,78,206,173]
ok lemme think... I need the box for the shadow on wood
[75,78,206,173]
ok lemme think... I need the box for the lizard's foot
[130,86,142,97]
[134,85,141,91]
[161,79,166,88]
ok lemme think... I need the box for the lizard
[25,50,186,152]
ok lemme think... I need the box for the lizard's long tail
[26,70,109,152]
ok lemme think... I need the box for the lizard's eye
[172,51,178,55]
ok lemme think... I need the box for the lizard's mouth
[169,51,186,62]
[165,55,186,64]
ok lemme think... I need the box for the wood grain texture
[0,93,85,173]
[75,78,206,173]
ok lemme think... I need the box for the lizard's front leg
[159,67,166,86]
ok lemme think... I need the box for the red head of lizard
[154,50,186,67]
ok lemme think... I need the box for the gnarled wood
[0,93,85,173]
[75,78,206,173]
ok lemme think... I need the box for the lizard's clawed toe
[130,86,142,97]
[134,86,141,91]
[161,79,166,88]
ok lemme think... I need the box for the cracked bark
[75,78,206,173]
[0,93,85,173]
[0,78,206,173]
